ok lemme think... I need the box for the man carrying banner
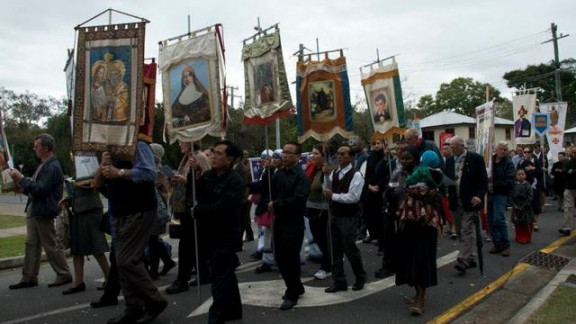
[95,141,167,324]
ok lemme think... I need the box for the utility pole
[543,23,569,101]
[227,86,241,108]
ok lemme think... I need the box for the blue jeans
[487,195,510,248]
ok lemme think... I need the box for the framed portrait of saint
[167,58,213,130]
[370,88,392,123]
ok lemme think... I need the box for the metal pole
[551,23,562,101]
[191,151,201,303]
[316,38,320,61]
[275,118,281,149]
[322,142,335,270]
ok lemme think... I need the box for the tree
[45,112,73,176]
[503,58,576,127]
[415,77,510,119]
[0,87,58,128]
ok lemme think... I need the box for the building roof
[419,110,513,128]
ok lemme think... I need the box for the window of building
[469,127,475,139]
[505,128,511,140]
[445,128,455,134]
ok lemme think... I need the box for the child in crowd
[511,169,533,243]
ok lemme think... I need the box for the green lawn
[529,285,576,323]
[0,235,26,259]
[0,214,26,229]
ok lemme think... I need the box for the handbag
[256,210,273,227]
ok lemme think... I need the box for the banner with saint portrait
[361,62,406,134]
[159,25,226,144]
[476,101,495,177]
[296,55,354,142]
[512,93,537,145]
[542,102,568,162]
[0,109,15,192]
[242,28,293,124]
[72,22,146,160]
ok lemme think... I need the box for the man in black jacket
[9,134,72,289]
[449,136,488,275]
[193,140,245,323]
[487,142,515,256]
[560,147,576,236]
[268,142,310,310]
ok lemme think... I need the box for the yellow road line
[540,232,576,254]
[428,262,530,324]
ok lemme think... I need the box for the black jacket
[459,151,488,211]
[491,155,515,196]
[271,165,310,224]
[21,156,63,219]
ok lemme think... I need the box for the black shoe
[159,261,176,276]
[189,277,210,286]
[9,281,38,289]
[280,299,297,310]
[282,286,305,299]
[137,299,167,324]
[374,268,394,279]
[108,312,143,324]
[48,275,72,287]
[352,279,365,291]
[325,285,348,293]
[165,281,189,294]
[559,228,572,236]
[254,265,272,274]
[91,297,118,308]
[454,260,467,274]
[62,283,86,295]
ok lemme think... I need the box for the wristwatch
[118,169,126,178]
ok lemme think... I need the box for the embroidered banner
[541,102,568,162]
[138,62,157,142]
[159,25,226,144]
[242,28,293,124]
[361,62,406,134]
[0,108,15,192]
[72,22,146,160]
[296,55,354,142]
[512,93,537,145]
[476,100,495,177]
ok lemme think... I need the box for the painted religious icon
[169,58,212,129]
[514,105,532,138]
[253,62,275,106]
[308,80,336,122]
[371,88,392,123]
[89,50,131,123]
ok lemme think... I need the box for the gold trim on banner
[361,69,399,86]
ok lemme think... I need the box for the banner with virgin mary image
[72,22,146,160]
[242,28,293,124]
[541,102,568,162]
[296,54,354,142]
[361,62,406,134]
[512,93,537,145]
[159,25,226,144]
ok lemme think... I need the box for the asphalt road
[0,198,569,324]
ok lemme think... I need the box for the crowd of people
[6,130,576,323]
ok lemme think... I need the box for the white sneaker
[314,269,331,280]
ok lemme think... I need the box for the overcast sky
[1,0,574,107]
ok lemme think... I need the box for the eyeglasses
[524,151,532,153]
[283,151,297,155]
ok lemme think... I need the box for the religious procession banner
[361,62,406,134]
[476,100,495,177]
[541,102,568,162]
[138,61,157,142]
[72,22,147,160]
[242,28,293,124]
[159,25,226,144]
[0,109,15,192]
[512,93,537,145]
[296,54,354,142]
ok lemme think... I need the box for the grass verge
[0,214,26,229]
[0,235,26,259]
[528,285,576,323]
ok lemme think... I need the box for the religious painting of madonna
[168,58,213,130]
[73,23,145,160]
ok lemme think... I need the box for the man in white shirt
[323,144,367,292]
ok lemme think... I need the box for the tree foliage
[502,58,576,127]
[416,77,510,119]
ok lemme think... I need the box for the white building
[419,111,514,149]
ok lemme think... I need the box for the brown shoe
[501,248,510,257]
[489,245,503,254]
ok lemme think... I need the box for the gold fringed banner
[159,25,226,144]
[72,22,147,160]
